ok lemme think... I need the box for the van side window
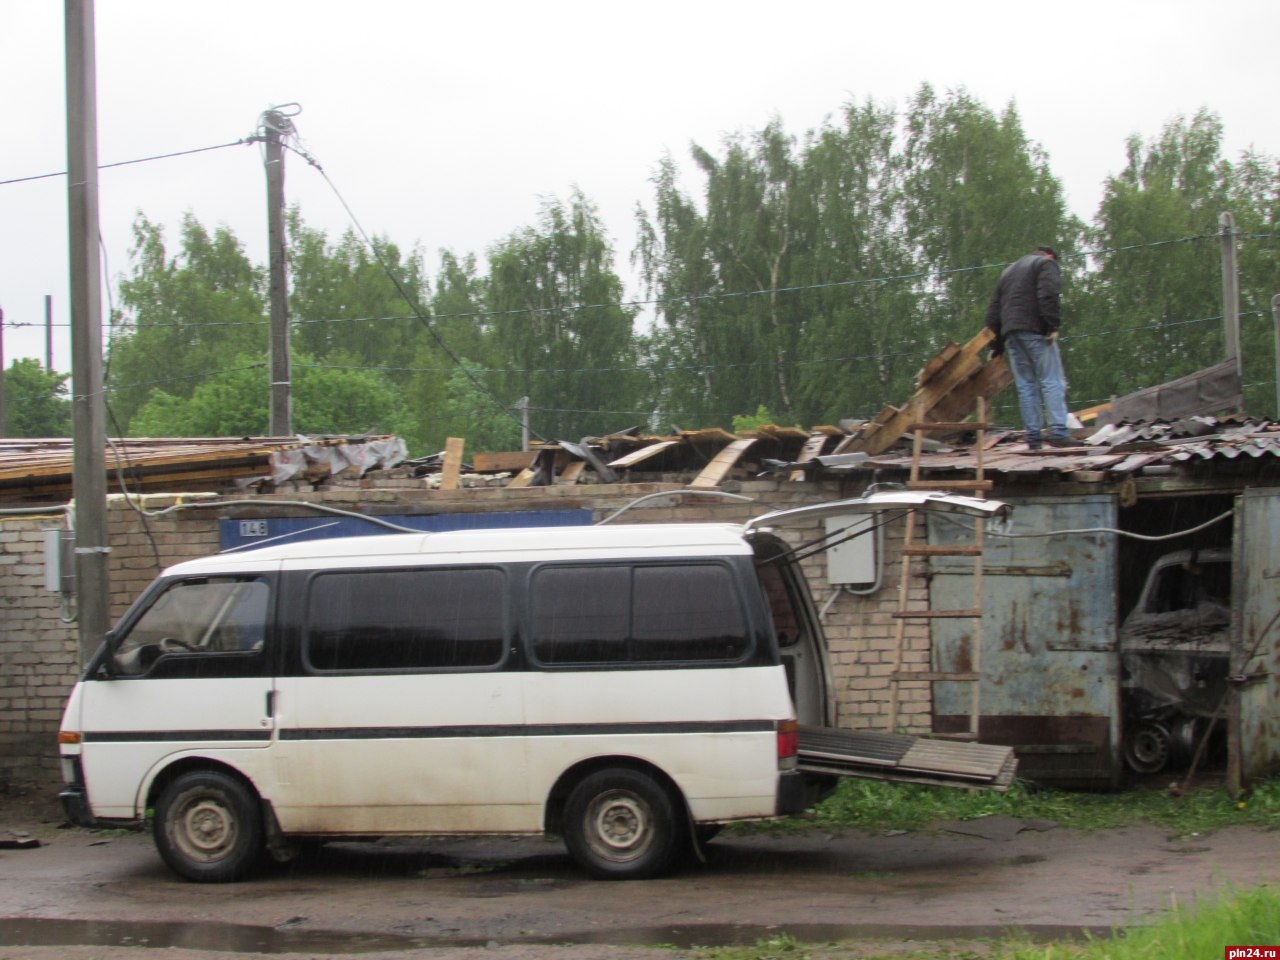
[304,567,505,672]
[112,576,271,677]
[531,563,749,665]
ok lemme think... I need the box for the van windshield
[112,576,270,675]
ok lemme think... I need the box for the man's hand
[1047,331,1059,344]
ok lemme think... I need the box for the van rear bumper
[777,770,835,815]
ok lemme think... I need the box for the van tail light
[776,719,798,763]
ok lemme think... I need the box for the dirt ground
[1,783,1276,960]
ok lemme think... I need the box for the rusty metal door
[1233,489,1280,785]
[927,495,1121,787]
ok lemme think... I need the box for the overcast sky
[2,0,1277,374]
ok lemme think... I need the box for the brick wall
[0,478,934,790]
[0,514,79,786]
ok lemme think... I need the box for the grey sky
[2,0,1277,373]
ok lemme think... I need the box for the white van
[57,493,1015,882]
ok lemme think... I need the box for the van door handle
[265,690,276,718]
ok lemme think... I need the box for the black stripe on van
[279,720,776,741]
[83,730,273,743]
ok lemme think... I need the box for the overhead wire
[274,135,548,444]
[0,139,254,186]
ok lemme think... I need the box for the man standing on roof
[985,246,1072,450]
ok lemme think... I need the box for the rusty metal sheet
[1235,489,1280,782]
[927,495,1121,786]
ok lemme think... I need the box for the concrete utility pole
[1273,294,1280,418]
[0,306,6,437]
[517,396,530,451]
[261,106,296,437]
[1220,211,1242,382]
[46,295,54,371]
[65,0,111,662]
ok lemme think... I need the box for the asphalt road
[1,814,1277,959]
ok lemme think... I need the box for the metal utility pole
[261,106,297,437]
[65,0,111,661]
[1220,211,1242,382]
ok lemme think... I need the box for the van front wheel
[154,770,262,882]
[563,769,680,880]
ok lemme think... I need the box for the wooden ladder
[886,398,990,739]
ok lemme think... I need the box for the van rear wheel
[154,770,262,882]
[564,769,680,880]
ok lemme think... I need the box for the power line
[0,139,254,186]
[277,139,548,444]
[21,230,1270,336]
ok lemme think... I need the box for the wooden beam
[689,438,756,489]
[926,356,1013,425]
[472,450,537,472]
[506,467,537,488]
[440,437,465,491]
[789,432,829,481]
[843,332,995,455]
[556,461,585,485]
[608,440,678,468]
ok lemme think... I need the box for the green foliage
[129,352,410,438]
[794,777,1280,836]
[2,358,72,437]
[435,361,522,455]
[637,87,1084,430]
[108,213,267,430]
[100,96,1280,448]
[685,885,1280,959]
[732,405,795,432]
[287,209,429,371]
[485,189,641,440]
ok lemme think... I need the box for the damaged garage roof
[0,435,407,505]
[3,415,1277,507]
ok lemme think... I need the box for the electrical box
[823,515,876,585]
[44,529,76,595]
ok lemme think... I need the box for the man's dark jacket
[984,252,1061,346]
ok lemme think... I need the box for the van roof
[166,522,755,574]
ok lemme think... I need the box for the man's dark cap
[1036,245,1058,259]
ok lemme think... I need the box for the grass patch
[997,882,1280,959]
[783,776,1280,836]
[681,884,1279,959]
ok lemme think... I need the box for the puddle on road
[0,917,1113,953]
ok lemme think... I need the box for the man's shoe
[1044,434,1076,448]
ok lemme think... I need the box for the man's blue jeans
[1004,330,1068,444]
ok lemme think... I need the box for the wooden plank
[915,342,961,387]
[904,479,994,491]
[1073,401,1112,424]
[471,450,536,472]
[831,405,897,455]
[843,330,996,455]
[688,438,757,489]
[789,432,829,481]
[608,440,678,468]
[556,461,586,485]
[506,467,537,488]
[439,437,465,491]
